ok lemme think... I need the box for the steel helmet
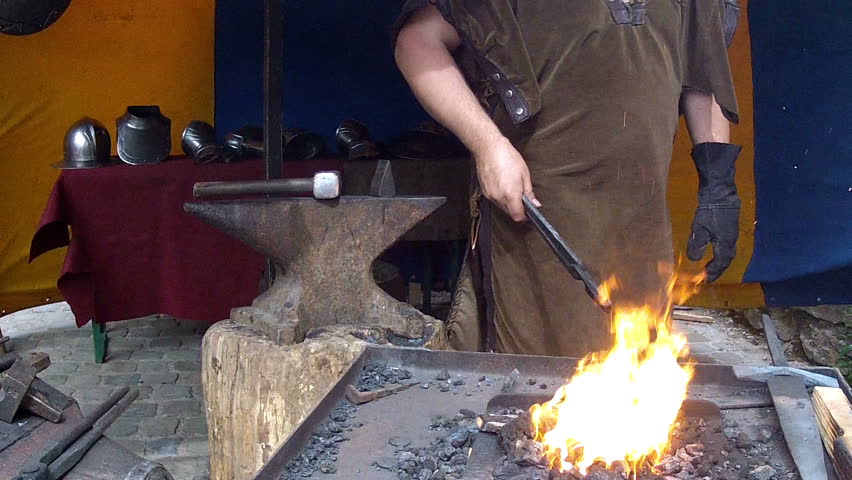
[52,118,113,169]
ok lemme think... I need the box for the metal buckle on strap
[604,0,647,26]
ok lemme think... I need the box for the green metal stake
[91,320,108,363]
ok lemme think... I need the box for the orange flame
[529,267,703,475]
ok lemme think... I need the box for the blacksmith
[394,0,743,356]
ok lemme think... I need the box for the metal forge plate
[253,346,851,479]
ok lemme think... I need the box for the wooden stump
[202,320,448,480]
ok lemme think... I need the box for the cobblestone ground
[673,307,812,366]
[1,304,210,480]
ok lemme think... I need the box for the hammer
[192,171,341,200]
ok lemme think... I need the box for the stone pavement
[673,307,812,366]
[1,303,210,480]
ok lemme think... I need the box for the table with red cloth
[29,156,342,334]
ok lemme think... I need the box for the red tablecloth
[29,155,342,326]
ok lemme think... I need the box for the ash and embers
[491,410,797,480]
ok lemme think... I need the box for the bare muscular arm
[681,90,730,144]
[394,5,538,222]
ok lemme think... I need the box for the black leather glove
[687,142,742,283]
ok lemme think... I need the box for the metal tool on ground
[185,195,445,343]
[0,352,50,373]
[733,365,839,389]
[192,171,341,200]
[522,195,612,311]
[0,360,37,423]
[0,353,63,423]
[14,386,139,480]
[761,313,830,480]
[18,379,65,423]
[344,381,419,405]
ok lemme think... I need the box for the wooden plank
[672,311,715,324]
[813,387,852,479]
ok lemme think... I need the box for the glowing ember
[529,268,704,475]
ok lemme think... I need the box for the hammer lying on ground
[345,381,419,405]
[0,352,63,423]
[192,171,341,200]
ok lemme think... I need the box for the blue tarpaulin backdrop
[744,0,852,306]
[214,0,426,149]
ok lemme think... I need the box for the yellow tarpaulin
[0,0,215,315]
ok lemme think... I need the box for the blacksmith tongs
[522,195,612,311]
[14,386,139,480]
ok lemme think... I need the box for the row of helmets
[54,106,172,169]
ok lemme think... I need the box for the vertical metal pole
[262,0,284,291]
[263,0,283,180]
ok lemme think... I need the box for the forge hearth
[486,401,750,480]
[251,347,847,480]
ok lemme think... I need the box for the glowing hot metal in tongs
[522,195,612,312]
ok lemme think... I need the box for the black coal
[356,360,413,392]
[278,402,359,479]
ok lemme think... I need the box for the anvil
[184,196,445,343]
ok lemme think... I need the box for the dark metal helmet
[116,106,172,165]
[52,117,112,169]
[335,119,378,161]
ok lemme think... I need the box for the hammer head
[313,171,341,200]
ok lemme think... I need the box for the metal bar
[193,179,313,199]
[522,195,612,311]
[262,0,285,292]
[19,381,63,423]
[762,316,829,480]
[263,0,284,180]
[46,389,140,480]
[761,314,790,367]
[0,417,44,455]
[35,387,130,466]
[0,361,37,422]
[767,376,830,480]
